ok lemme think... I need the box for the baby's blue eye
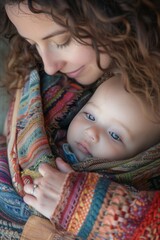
[85,113,95,121]
[109,131,121,141]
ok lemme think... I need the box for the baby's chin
[77,153,93,162]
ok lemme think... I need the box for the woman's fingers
[23,164,69,219]
[23,184,40,212]
[24,183,39,196]
[56,157,74,173]
[23,193,37,207]
[23,181,55,219]
[38,163,55,176]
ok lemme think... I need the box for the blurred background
[0,38,10,134]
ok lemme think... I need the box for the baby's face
[67,76,160,161]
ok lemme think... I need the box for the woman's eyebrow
[42,30,67,40]
[20,30,67,41]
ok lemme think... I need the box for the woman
[0,0,159,239]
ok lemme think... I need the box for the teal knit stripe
[78,177,111,239]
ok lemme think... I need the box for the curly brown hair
[0,0,160,118]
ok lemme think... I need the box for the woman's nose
[84,127,99,143]
[40,48,65,75]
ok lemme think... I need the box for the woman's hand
[23,158,73,219]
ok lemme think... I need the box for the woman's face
[6,4,111,85]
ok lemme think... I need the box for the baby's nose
[85,127,99,143]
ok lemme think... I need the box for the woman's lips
[65,66,84,78]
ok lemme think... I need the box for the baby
[22,74,160,182]
[63,75,160,164]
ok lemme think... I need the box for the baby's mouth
[77,142,91,156]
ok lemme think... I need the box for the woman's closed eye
[56,37,71,49]
[109,131,122,142]
[25,35,71,50]
[50,32,72,49]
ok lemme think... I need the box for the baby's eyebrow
[86,101,99,108]
[82,102,100,114]
[114,119,133,141]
